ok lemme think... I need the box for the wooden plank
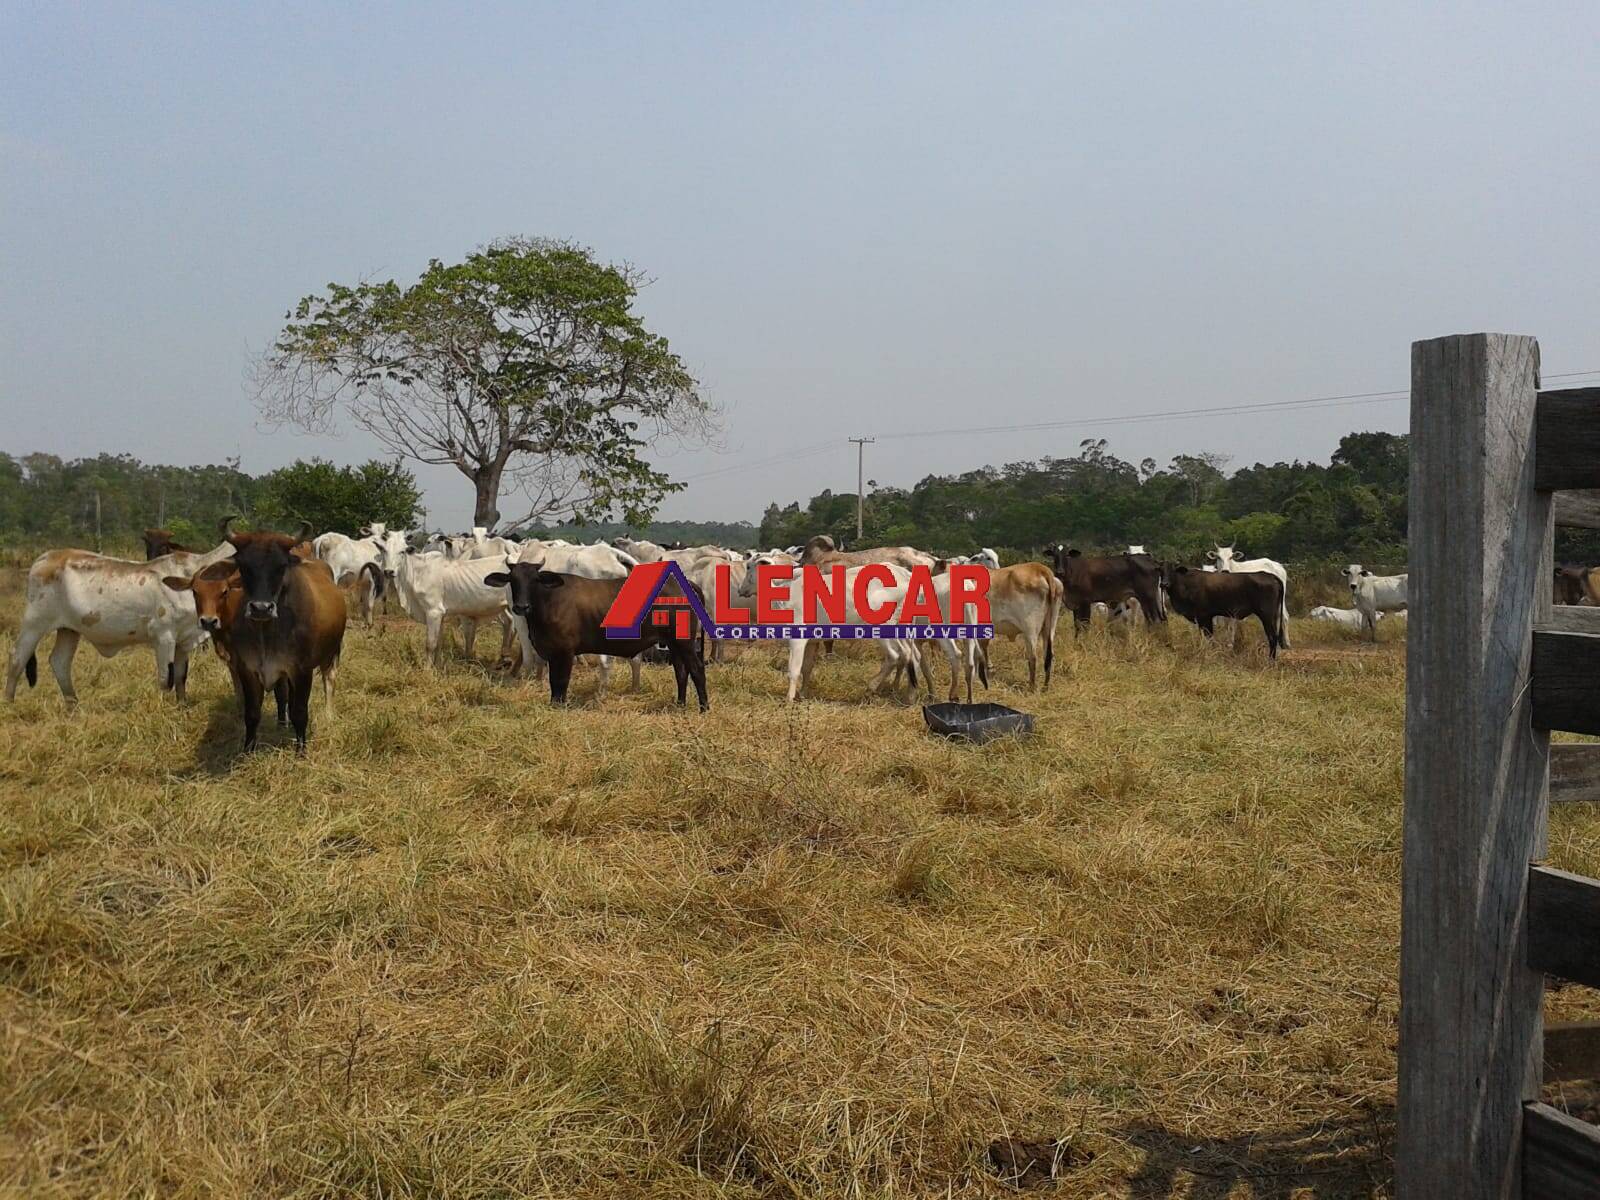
[1544,1022,1600,1082]
[1535,389,1600,490]
[1524,1102,1600,1199]
[1555,491,1600,530]
[1551,744,1600,804]
[1532,630,1600,736]
[1400,333,1550,1199]
[1541,607,1600,636]
[1528,866,1600,989]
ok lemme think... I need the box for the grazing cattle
[740,562,972,702]
[6,539,235,704]
[484,562,709,710]
[973,561,1062,692]
[1341,563,1408,641]
[1308,604,1381,631]
[393,550,518,668]
[175,523,345,751]
[1046,545,1165,631]
[613,536,666,563]
[142,528,190,559]
[680,553,749,663]
[800,534,937,572]
[1209,546,1291,648]
[1164,565,1286,659]
[1554,565,1600,607]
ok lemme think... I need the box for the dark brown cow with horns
[163,518,346,752]
[1046,545,1166,634]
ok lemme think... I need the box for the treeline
[520,519,758,549]
[759,430,1600,566]
[0,453,420,552]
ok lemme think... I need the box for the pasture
[3,568,1598,1198]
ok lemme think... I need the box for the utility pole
[849,436,875,541]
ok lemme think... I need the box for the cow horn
[218,515,237,537]
[295,521,313,543]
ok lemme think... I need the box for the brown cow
[142,528,190,559]
[1162,564,1285,659]
[1047,545,1165,633]
[165,519,346,751]
[484,561,708,710]
[1554,565,1600,606]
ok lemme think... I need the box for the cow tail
[362,560,384,601]
[166,661,175,690]
[25,654,37,687]
[1277,577,1291,649]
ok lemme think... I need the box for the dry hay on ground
[2,568,1598,1198]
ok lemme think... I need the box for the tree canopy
[253,237,713,529]
[253,458,422,535]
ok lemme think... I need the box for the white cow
[1342,564,1408,641]
[313,531,381,583]
[6,541,235,704]
[680,553,748,663]
[1209,545,1292,649]
[612,536,666,563]
[393,550,518,668]
[1308,604,1383,632]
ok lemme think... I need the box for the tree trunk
[472,466,503,529]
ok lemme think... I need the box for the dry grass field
[3,566,1599,1198]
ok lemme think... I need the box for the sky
[4,2,1599,527]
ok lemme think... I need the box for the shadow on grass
[185,688,305,776]
[1112,1106,1392,1199]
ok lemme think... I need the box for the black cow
[1162,564,1285,659]
[1046,545,1165,633]
[485,561,709,710]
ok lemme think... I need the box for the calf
[1309,604,1380,632]
[190,523,346,750]
[1210,546,1292,647]
[1047,545,1165,631]
[1341,563,1408,641]
[6,539,235,704]
[974,561,1062,692]
[1163,565,1286,658]
[484,562,709,709]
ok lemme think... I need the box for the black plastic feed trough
[922,702,1035,744]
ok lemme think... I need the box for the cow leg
[321,659,337,717]
[630,655,642,691]
[239,673,265,752]
[687,646,709,712]
[547,653,575,705]
[49,629,82,705]
[274,680,290,726]
[1073,603,1092,637]
[1022,627,1039,691]
[461,618,478,660]
[595,655,611,694]
[516,619,544,680]
[785,639,809,701]
[289,670,313,753]
[154,634,177,696]
[425,613,444,668]
[173,644,192,703]
[672,653,689,704]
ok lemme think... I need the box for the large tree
[253,238,712,529]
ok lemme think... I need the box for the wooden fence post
[1400,333,1551,1197]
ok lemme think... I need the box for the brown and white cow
[972,561,1063,692]
[1554,565,1600,607]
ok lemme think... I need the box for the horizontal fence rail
[1527,866,1600,990]
[1550,744,1600,804]
[1525,1103,1600,1200]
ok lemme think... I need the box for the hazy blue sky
[5,3,1598,527]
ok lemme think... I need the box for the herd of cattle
[4,521,1417,753]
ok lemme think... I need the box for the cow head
[222,524,309,622]
[1342,563,1367,593]
[1209,545,1238,570]
[162,562,241,632]
[484,561,562,618]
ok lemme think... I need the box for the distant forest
[759,430,1600,566]
[5,435,1596,567]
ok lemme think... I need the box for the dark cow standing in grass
[1163,564,1286,659]
[170,520,346,752]
[484,561,709,710]
[1047,545,1165,634]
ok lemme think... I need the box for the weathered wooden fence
[1401,333,1600,1198]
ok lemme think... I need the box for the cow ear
[1067,549,1081,558]
[1362,569,1372,577]
[537,571,565,588]
[483,572,510,588]
[161,576,192,592]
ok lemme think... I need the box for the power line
[671,368,1600,483]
